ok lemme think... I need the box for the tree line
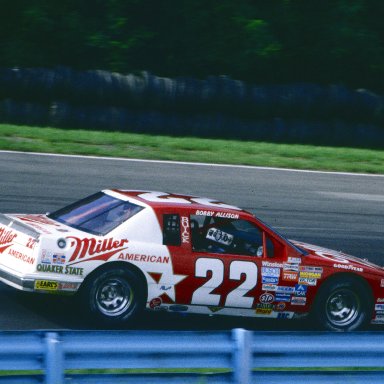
[1,67,383,148]
[1,0,384,92]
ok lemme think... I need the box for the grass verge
[0,124,383,174]
[1,366,383,376]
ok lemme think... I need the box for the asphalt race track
[0,150,383,331]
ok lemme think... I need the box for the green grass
[1,366,383,376]
[0,124,383,174]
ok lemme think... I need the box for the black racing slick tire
[81,268,145,326]
[312,276,373,332]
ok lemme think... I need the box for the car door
[173,213,287,314]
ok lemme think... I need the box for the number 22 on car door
[191,257,260,308]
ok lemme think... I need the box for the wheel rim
[325,288,360,327]
[95,277,134,317]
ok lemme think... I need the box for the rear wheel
[81,268,144,326]
[312,276,373,331]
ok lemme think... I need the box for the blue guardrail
[0,329,383,383]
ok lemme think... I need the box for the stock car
[0,189,383,331]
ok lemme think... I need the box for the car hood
[290,239,384,274]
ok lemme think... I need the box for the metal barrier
[0,330,383,384]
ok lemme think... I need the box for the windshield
[253,214,308,256]
[48,192,144,235]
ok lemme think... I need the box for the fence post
[44,332,64,384]
[232,328,251,384]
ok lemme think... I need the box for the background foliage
[1,0,384,148]
[1,0,384,91]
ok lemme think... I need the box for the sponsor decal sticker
[41,250,52,264]
[294,284,308,296]
[299,266,323,273]
[8,249,35,264]
[291,296,307,305]
[58,282,80,291]
[0,228,17,254]
[275,294,291,302]
[261,267,280,277]
[374,314,384,324]
[276,286,295,294]
[257,303,274,310]
[67,237,129,263]
[64,266,83,276]
[262,276,279,284]
[149,297,162,309]
[181,216,190,244]
[262,284,277,291]
[298,277,317,286]
[52,254,66,265]
[277,312,292,319]
[262,261,284,268]
[37,264,84,276]
[283,272,298,282]
[35,280,58,291]
[381,279,384,288]
[275,302,286,311]
[260,293,274,304]
[372,319,384,324]
[37,264,63,273]
[299,272,322,279]
[40,250,65,265]
[206,228,233,246]
[288,257,301,264]
[333,263,363,273]
[256,308,273,315]
[377,298,384,303]
[118,253,170,264]
[283,263,299,272]
[0,228,18,245]
[375,304,384,311]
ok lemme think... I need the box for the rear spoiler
[0,214,40,240]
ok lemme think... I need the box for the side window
[190,215,269,257]
[163,214,181,246]
[265,235,275,258]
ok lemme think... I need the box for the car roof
[110,189,251,216]
[108,189,304,256]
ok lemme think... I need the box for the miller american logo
[0,228,17,253]
[67,237,129,264]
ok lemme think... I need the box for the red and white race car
[0,190,383,331]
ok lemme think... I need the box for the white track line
[1,149,383,177]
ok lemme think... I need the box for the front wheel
[81,268,144,326]
[312,276,373,331]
